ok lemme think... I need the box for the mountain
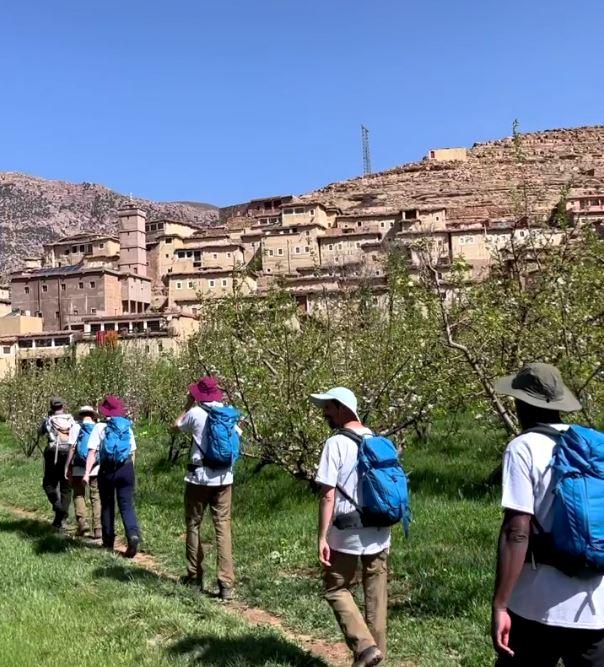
[306,126,604,221]
[0,172,218,274]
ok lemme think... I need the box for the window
[380,222,385,228]
[268,249,274,256]
[188,281,194,289]
[177,251,185,258]
[227,253,231,258]
[87,244,92,253]
[192,307,198,315]
[295,246,301,254]
[266,268,272,273]
[165,238,173,244]
[42,285,48,292]
[55,311,60,318]
[91,308,97,315]
[212,253,218,260]
[221,279,227,287]
[305,246,310,253]
[176,282,182,289]
[24,286,30,294]
[61,284,66,291]
[73,309,79,315]
[2,346,10,355]
[99,243,104,249]
[356,242,361,248]
[277,248,283,256]
[209,280,215,288]
[90,281,96,289]
[65,248,71,255]
[309,208,315,215]
[186,251,193,258]
[328,244,333,251]
[72,246,78,253]
[358,221,362,227]
[78,282,84,289]
[79,245,85,253]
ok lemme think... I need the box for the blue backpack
[73,422,96,467]
[529,424,604,574]
[100,416,132,464]
[336,429,411,535]
[202,405,241,469]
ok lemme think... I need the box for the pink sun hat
[98,395,127,418]
[188,376,224,403]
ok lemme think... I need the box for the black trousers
[496,612,604,667]
[98,460,140,548]
[42,448,72,525]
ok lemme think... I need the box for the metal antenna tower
[361,125,372,175]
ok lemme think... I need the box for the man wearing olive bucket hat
[491,363,604,666]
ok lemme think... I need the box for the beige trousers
[323,549,388,657]
[72,476,101,533]
[184,482,234,588]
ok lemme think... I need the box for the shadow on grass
[408,467,499,500]
[92,562,163,584]
[166,634,327,666]
[0,517,90,555]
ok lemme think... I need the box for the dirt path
[0,501,351,667]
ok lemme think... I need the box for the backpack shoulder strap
[336,427,370,446]
[523,424,563,439]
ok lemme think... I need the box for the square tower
[118,206,147,276]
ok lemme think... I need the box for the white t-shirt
[315,427,391,556]
[87,422,137,457]
[70,422,100,477]
[177,403,234,487]
[502,424,604,629]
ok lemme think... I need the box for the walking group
[37,363,604,667]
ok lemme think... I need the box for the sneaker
[92,529,102,541]
[75,524,89,537]
[218,584,234,601]
[124,535,140,559]
[352,646,383,667]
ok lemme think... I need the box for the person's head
[494,362,581,430]
[188,376,224,404]
[98,395,127,419]
[310,387,361,430]
[78,406,98,423]
[49,397,65,415]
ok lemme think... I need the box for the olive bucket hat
[494,362,582,412]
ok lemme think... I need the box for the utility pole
[361,125,372,176]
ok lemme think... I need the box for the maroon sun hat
[188,376,224,403]
[98,395,127,418]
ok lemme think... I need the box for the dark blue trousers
[98,460,140,548]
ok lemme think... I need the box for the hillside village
[1,132,603,377]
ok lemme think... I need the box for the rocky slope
[0,172,218,274]
[307,126,604,222]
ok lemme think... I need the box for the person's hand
[82,474,90,486]
[491,607,514,657]
[318,537,331,567]
[65,469,72,482]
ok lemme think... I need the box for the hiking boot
[180,574,203,592]
[352,646,383,667]
[124,535,140,559]
[218,584,234,601]
[75,522,89,537]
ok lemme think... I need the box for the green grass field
[0,420,504,666]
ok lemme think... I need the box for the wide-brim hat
[188,376,224,403]
[310,386,360,421]
[494,362,582,412]
[98,395,127,418]
[78,405,98,418]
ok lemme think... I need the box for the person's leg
[323,550,377,658]
[495,612,561,667]
[114,461,140,547]
[88,476,102,537]
[210,485,235,591]
[361,550,388,656]
[561,626,604,667]
[98,469,116,548]
[184,483,208,582]
[71,476,89,534]
[57,451,72,522]
[42,449,61,524]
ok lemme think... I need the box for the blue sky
[1,1,602,207]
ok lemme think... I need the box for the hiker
[83,395,140,558]
[64,406,101,539]
[311,386,408,667]
[38,397,76,531]
[174,376,241,601]
[492,363,604,665]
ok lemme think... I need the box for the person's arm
[64,446,75,481]
[491,511,531,657]
[318,484,335,567]
[82,426,100,484]
[174,394,195,430]
[82,449,96,484]
[130,431,136,466]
